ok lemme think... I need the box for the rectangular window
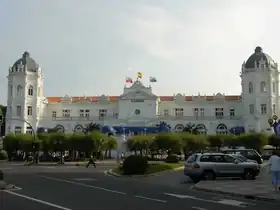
[14,126,21,134]
[163,109,169,116]
[27,106,32,116]
[249,104,254,114]
[62,109,71,117]
[79,109,84,117]
[26,126,33,135]
[52,111,57,118]
[16,105,21,117]
[229,108,235,117]
[193,108,198,117]
[99,109,107,118]
[175,108,184,117]
[85,109,90,117]
[273,104,276,114]
[261,104,267,114]
[200,108,204,117]
[215,108,224,118]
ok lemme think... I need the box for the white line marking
[217,199,248,206]
[164,193,247,207]
[72,178,97,181]
[4,190,72,210]
[192,207,208,210]
[38,175,126,195]
[134,195,167,203]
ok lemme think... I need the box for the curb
[192,185,280,202]
[106,166,184,178]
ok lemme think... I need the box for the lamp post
[268,115,280,136]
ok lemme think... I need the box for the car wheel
[202,171,216,180]
[242,170,255,180]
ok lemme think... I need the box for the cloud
[119,2,271,61]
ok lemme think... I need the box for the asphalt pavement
[1,164,280,210]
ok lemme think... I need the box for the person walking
[86,155,96,168]
[268,150,280,191]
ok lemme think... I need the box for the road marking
[134,195,167,203]
[0,167,12,170]
[217,199,250,207]
[4,190,72,210]
[72,178,97,181]
[164,193,251,207]
[38,175,126,195]
[192,207,208,210]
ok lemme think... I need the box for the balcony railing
[47,115,242,121]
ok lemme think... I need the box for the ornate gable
[130,80,146,89]
[120,90,157,100]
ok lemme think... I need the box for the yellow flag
[137,72,142,78]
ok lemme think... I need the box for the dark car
[221,149,263,164]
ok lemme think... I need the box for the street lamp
[268,115,280,136]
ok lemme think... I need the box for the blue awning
[229,126,245,135]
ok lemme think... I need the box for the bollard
[0,170,3,180]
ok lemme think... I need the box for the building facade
[5,47,279,135]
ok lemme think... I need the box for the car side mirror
[234,160,239,164]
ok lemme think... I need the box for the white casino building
[5,47,279,135]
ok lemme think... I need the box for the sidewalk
[0,159,118,166]
[192,166,280,202]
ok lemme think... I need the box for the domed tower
[6,51,44,134]
[240,46,279,132]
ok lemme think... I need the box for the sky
[1,0,280,105]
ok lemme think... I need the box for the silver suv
[184,153,260,182]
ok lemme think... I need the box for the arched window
[248,82,253,93]
[216,124,228,134]
[273,82,276,93]
[17,85,23,96]
[196,124,207,134]
[28,85,33,96]
[260,81,266,92]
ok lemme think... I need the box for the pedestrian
[268,150,280,191]
[86,155,96,168]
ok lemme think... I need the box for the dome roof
[12,51,38,72]
[245,47,276,69]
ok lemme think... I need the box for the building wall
[5,48,280,135]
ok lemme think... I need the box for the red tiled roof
[46,95,241,103]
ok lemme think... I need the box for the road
[0,164,279,210]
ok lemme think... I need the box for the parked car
[184,153,260,182]
[231,154,258,164]
[221,148,263,164]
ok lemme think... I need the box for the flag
[125,77,133,83]
[149,76,157,82]
[137,72,142,78]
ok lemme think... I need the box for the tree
[268,135,280,149]
[183,123,200,134]
[3,133,20,161]
[103,136,117,158]
[84,123,101,134]
[237,133,268,152]
[49,132,68,163]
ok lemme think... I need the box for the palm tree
[84,123,101,134]
[183,123,200,134]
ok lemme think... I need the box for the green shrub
[165,154,179,163]
[122,155,148,175]
[0,150,8,160]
